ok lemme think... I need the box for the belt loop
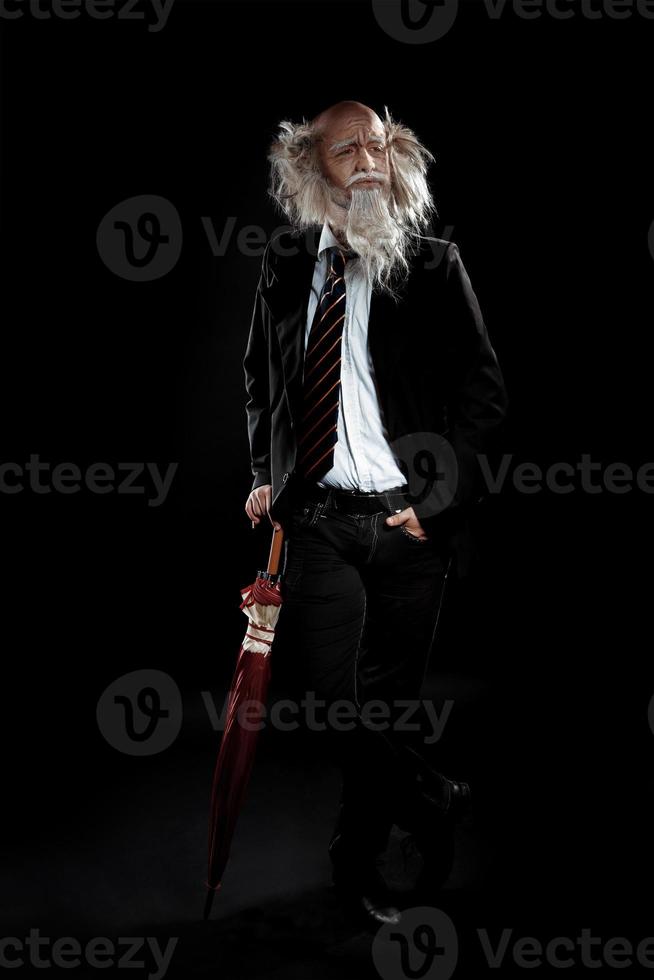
[382,490,403,515]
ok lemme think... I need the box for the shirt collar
[317,222,343,260]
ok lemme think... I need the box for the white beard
[324,184,413,296]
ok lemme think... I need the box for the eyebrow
[328,135,386,152]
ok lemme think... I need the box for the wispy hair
[268,106,436,296]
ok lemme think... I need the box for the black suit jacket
[243,226,508,577]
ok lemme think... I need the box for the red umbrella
[203,525,285,920]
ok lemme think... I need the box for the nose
[355,147,375,172]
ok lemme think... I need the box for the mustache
[345,171,387,188]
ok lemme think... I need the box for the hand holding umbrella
[203,521,285,920]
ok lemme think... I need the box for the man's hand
[385,506,428,541]
[245,484,281,530]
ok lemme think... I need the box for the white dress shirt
[303,222,407,492]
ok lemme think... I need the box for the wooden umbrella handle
[267,524,285,576]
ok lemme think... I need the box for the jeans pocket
[291,501,321,530]
[400,523,429,543]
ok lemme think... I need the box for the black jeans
[279,486,453,864]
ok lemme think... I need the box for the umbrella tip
[203,885,219,921]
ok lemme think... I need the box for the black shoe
[329,835,402,927]
[443,778,472,820]
[396,772,472,833]
[414,770,472,821]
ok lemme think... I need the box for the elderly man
[244,101,508,925]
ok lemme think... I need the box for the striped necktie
[296,246,347,482]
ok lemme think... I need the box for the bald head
[310,100,390,202]
[312,100,384,138]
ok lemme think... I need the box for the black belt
[292,478,411,516]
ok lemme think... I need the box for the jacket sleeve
[243,247,273,492]
[442,243,508,515]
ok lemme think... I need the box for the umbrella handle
[267,524,285,576]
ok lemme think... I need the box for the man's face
[315,108,391,204]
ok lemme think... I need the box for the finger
[251,495,266,519]
[405,518,427,539]
[245,503,259,527]
[246,496,264,524]
[263,493,281,531]
[385,507,411,525]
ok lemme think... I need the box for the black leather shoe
[412,769,471,819]
[444,778,471,819]
[329,836,402,927]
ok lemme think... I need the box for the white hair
[267,106,436,297]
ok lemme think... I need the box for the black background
[1,0,653,976]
